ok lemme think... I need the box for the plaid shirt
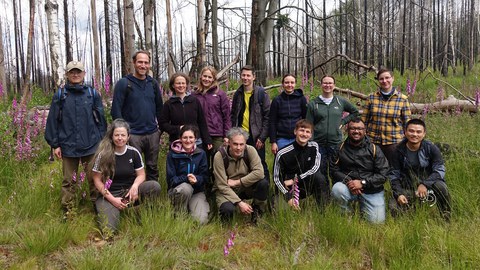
[362,88,411,145]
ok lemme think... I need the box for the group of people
[45,50,452,237]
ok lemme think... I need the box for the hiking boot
[251,205,263,225]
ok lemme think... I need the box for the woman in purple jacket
[193,66,231,159]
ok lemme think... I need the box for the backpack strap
[219,146,251,174]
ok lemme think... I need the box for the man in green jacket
[213,127,268,223]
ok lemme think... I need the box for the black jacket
[273,140,321,196]
[330,137,389,194]
[269,89,307,142]
[389,139,446,199]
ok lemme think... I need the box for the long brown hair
[91,119,130,181]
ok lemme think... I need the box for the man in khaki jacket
[213,127,268,223]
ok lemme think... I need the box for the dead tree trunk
[45,0,63,88]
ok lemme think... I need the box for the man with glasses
[330,118,389,223]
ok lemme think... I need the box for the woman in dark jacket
[166,125,209,224]
[159,73,212,149]
[269,74,307,154]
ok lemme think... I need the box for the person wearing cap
[45,60,107,220]
[111,51,163,184]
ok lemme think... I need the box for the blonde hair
[195,66,218,94]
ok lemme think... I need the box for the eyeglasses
[348,127,365,131]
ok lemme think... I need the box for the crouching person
[389,118,451,221]
[92,119,161,237]
[330,118,389,223]
[166,125,210,224]
[213,127,269,223]
[273,120,329,210]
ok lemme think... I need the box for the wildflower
[223,245,229,256]
[405,79,411,95]
[411,79,417,96]
[421,104,429,118]
[72,172,77,183]
[293,175,300,208]
[227,238,234,248]
[436,87,445,102]
[79,172,86,183]
[475,89,480,107]
[104,178,113,190]
[104,72,111,97]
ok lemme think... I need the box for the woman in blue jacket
[269,74,307,155]
[166,125,210,224]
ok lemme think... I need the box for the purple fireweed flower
[227,238,234,248]
[422,104,430,118]
[411,79,417,96]
[79,172,86,183]
[104,72,111,97]
[104,178,113,190]
[230,231,236,241]
[223,245,229,256]
[293,175,300,208]
[405,79,411,95]
[436,87,445,102]
[475,89,480,107]
[72,172,77,183]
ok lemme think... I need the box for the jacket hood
[280,88,304,98]
[170,139,198,154]
[126,73,153,86]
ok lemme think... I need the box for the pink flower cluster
[223,230,236,256]
[292,175,300,208]
[406,78,417,96]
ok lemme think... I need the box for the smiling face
[321,76,335,97]
[200,69,215,89]
[377,71,394,92]
[112,127,129,151]
[180,130,196,152]
[294,127,312,146]
[66,69,85,84]
[241,69,255,90]
[405,124,426,147]
[133,53,151,79]
[228,134,247,159]
[282,75,296,94]
[347,121,366,145]
[173,76,188,97]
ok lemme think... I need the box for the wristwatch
[361,180,367,186]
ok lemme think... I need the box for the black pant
[297,170,330,207]
[219,178,269,222]
[246,137,270,182]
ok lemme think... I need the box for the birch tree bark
[91,0,101,87]
[45,0,63,88]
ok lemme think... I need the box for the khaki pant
[61,154,96,209]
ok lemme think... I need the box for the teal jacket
[306,95,359,146]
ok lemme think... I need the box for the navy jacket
[166,145,208,193]
[45,83,106,157]
[269,89,307,142]
[111,74,163,135]
[389,139,446,199]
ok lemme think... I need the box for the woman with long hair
[91,119,161,236]
[159,72,212,150]
[166,125,210,224]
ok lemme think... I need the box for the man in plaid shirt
[362,68,411,164]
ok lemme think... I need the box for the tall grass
[1,74,480,269]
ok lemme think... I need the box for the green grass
[2,72,480,269]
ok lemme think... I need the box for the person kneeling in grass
[166,125,210,224]
[213,127,268,224]
[388,118,452,221]
[330,118,389,224]
[273,119,329,210]
[91,119,161,237]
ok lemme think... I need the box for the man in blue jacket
[389,118,451,221]
[111,51,163,183]
[45,60,107,220]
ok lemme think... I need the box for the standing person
[159,72,212,149]
[92,119,161,236]
[166,125,210,224]
[269,74,307,155]
[192,66,231,157]
[362,68,411,164]
[306,75,359,176]
[330,118,389,224]
[111,50,163,183]
[213,127,268,223]
[231,65,270,181]
[45,60,107,220]
[389,119,452,221]
[273,120,329,210]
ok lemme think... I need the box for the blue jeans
[331,182,385,223]
[276,137,295,150]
